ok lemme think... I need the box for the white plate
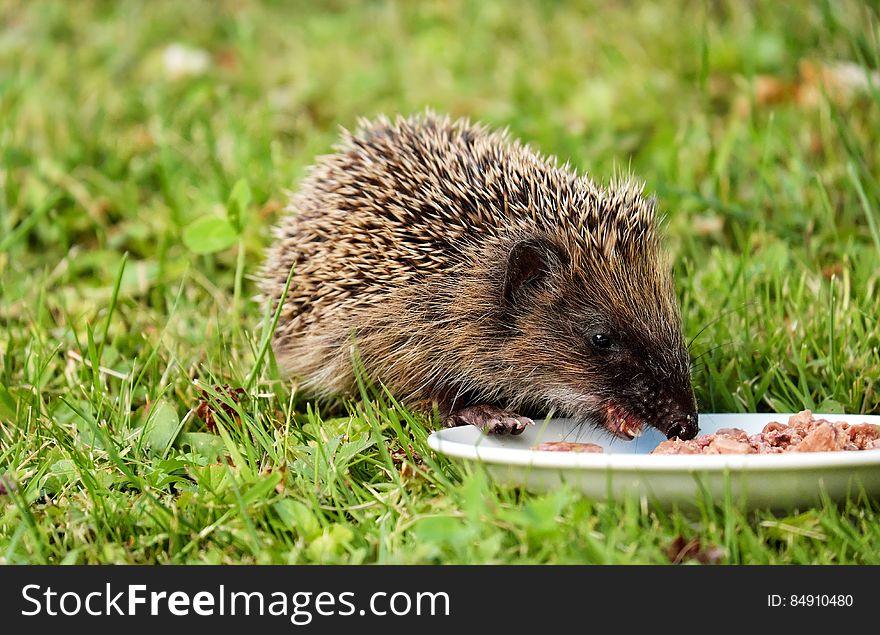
[427,413,880,508]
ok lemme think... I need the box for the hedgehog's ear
[502,237,568,306]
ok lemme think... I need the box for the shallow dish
[427,413,880,508]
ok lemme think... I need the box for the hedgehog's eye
[590,333,615,350]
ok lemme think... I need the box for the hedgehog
[259,113,699,441]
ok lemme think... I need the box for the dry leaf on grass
[666,535,726,564]
[732,59,879,116]
[195,384,247,432]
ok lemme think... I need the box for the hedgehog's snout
[665,412,699,440]
[599,361,699,441]
[634,374,699,440]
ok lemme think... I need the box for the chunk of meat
[706,435,753,454]
[795,423,839,453]
[847,423,880,450]
[532,441,604,453]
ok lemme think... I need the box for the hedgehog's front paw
[444,404,533,435]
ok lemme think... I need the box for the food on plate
[526,411,880,455]
[651,410,880,455]
[532,441,605,453]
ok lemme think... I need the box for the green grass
[2,0,880,564]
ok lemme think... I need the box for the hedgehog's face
[501,235,698,441]
[566,302,699,441]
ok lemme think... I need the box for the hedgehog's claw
[444,404,534,435]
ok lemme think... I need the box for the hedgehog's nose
[666,413,698,440]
